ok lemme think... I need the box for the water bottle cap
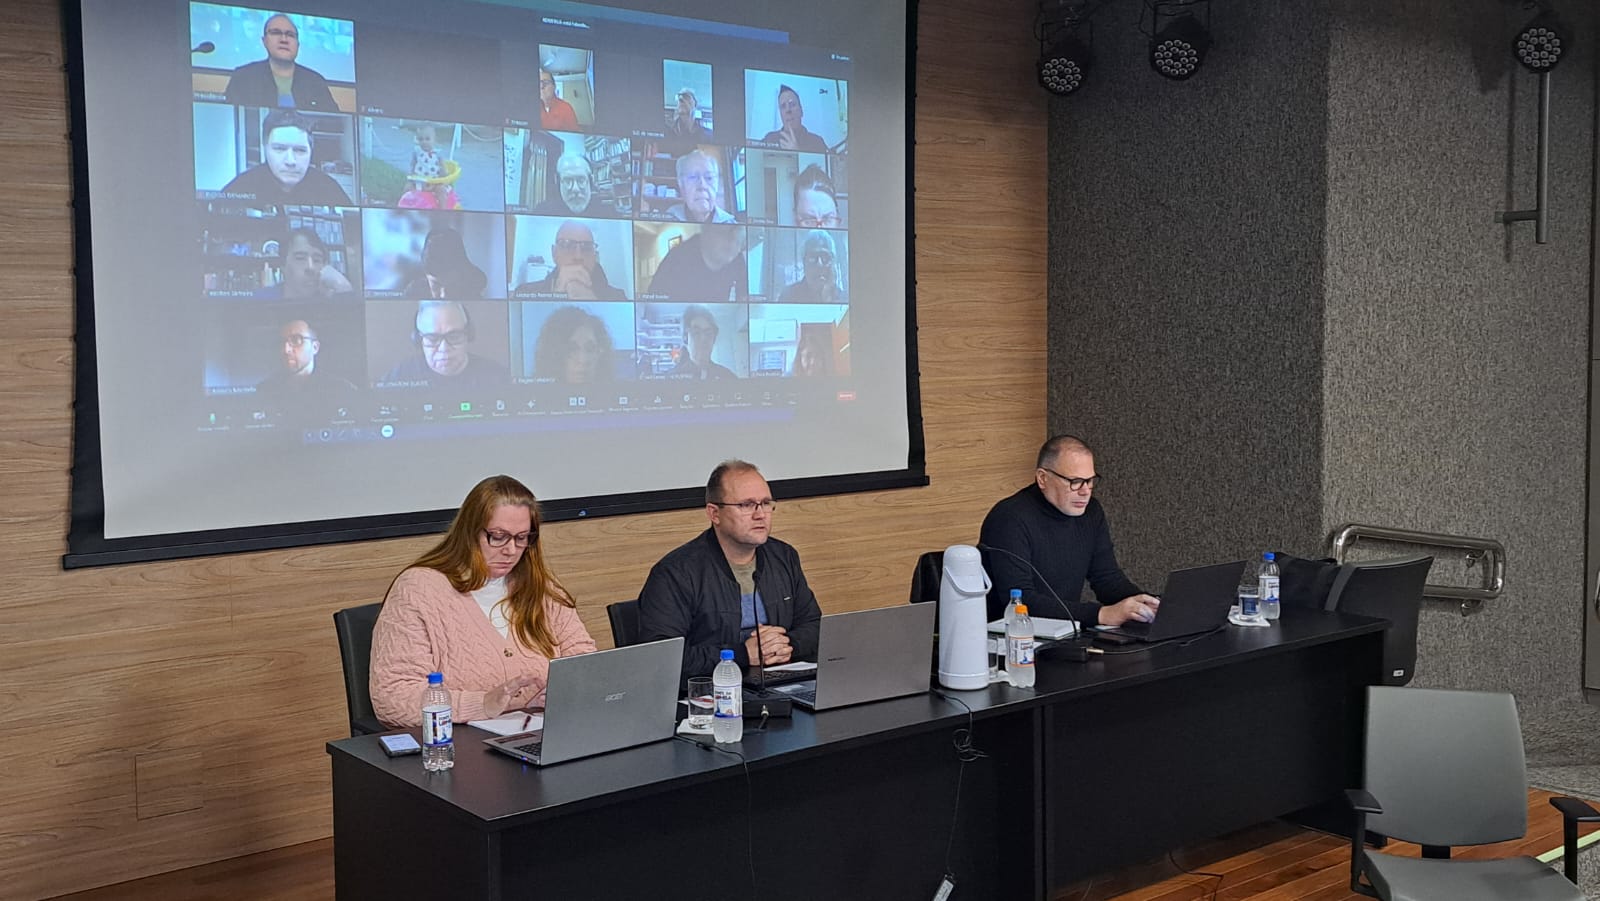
[720,649,735,661]
[427,672,443,684]
[1014,604,1028,615]
[1009,588,1022,599]
[1263,552,1275,561]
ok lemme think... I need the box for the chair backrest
[333,602,384,737]
[607,600,641,647]
[1364,686,1528,848]
[908,550,944,605]
[1326,554,1432,685]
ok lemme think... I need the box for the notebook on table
[482,636,683,766]
[1098,560,1247,643]
[750,602,935,711]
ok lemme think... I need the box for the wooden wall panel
[0,0,1046,895]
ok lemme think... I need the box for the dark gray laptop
[482,636,683,766]
[1102,560,1247,642]
[758,603,935,711]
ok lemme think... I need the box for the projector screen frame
[60,0,926,569]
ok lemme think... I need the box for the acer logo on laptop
[604,691,628,702]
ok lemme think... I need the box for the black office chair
[908,550,944,605]
[1325,554,1431,686]
[607,600,641,647]
[1274,551,1343,610]
[1347,686,1598,900]
[333,602,386,737]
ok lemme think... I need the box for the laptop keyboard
[509,738,544,761]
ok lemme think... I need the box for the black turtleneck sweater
[977,484,1143,625]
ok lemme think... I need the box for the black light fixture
[1035,1,1104,96]
[1038,25,1093,96]
[1513,8,1567,72]
[1145,0,1213,81]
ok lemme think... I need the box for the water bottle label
[423,707,452,747]
[1241,595,1259,616]
[1008,636,1034,667]
[713,683,741,718]
[1260,575,1280,603]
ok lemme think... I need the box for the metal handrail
[1329,523,1505,616]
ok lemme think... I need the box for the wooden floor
[54,790,1591,900]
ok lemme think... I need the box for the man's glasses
[712,500,776,514]
[420,330,469,349]
[555,238,597,253]
[483,529,533,548]
[1040,468,1101,491]
[797,213,841,228]
[265,28,299,39]
[804,252,835,265]
[283,334,315,348]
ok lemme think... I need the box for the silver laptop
[759,603,935,711]
[482,636,684,766]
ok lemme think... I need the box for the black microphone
[192,41,216,54]
[977,543,1091,647]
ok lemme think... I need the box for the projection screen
[64,0,920,567]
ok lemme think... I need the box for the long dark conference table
[326,607,1386,900]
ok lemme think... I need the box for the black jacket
[978,485,1143,624]
[637,527,822,682]
[224,60,339,111]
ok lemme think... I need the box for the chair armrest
[1551,796,1600,885]
[1551,796,1600,823]
[1346,788,1383,815]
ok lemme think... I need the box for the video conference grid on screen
[189,1,854,440]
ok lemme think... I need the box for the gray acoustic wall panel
[1322,0,1594,701]
[1049,0,1596,705]
[1047,3,1332,588]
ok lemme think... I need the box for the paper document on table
[469,712,544,736]
[987,617,1078,639]
[761,661,818,673]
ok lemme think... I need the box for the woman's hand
[483,672,541,717]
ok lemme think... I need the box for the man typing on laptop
[979,435,1162,630]
[638,460,822,684]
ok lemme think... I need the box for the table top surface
[327,607,1385,830]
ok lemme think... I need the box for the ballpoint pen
[520,713,532,731]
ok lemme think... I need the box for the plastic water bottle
[1004,588,1022,627]
[1006,603,1036,687]
[421,672,454,771]
[712,650,743,744]
[1259,552,1281,622]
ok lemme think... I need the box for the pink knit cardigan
[369,566,597,727]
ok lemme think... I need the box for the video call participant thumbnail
[758,85,828,152]
[646,224,748,303]
[514,221,625,300]
[255,318,359,399]
[253,228,354,299]
[532,305,615,384]
[370,475,597,727]
[221,109,352,205]
[637,459,822,683]
[406,227,489,300]
[671,304,736,381]
[669,150,737,224]
[792,164,842,229]
[222,13,339,112]
[779,231,845,303]
[536,153,608,217]
[383,300,509,388]
[661,87,712,155]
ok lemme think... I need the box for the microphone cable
[978,543,1093,646]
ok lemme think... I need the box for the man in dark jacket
[638,460,822,682]
[223,13,339,111]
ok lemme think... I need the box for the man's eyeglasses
[555,238,597,253]
[265,28,299,39]
[797,213,841,228]
[420,330,469,350]
[1040,468,1101,491]
[283,334,315,348]
[712,500,776,514]
[483,529,533,548]
[804,252,835,266]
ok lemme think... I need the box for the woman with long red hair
[370,475,595,727]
